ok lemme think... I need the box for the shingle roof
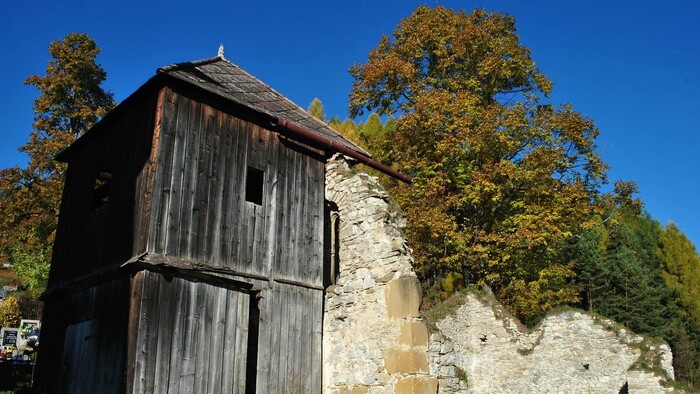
[158,56,369,157]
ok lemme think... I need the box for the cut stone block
[394,376,438,394]
[399,321,429,346]
[385,277,421,318]
[382,348,429,374]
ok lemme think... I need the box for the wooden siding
[33,277,130,394]
[48,90,159,287]
[148,88,326,287]
[128,270,255,394]
[256,282,323,394]
[40,82,329,394]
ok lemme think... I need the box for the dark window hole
[92,171,112,211]
[245,166,264,205]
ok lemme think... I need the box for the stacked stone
[436,292,680,393]
[324,156,438,393]
[428,330,467,393]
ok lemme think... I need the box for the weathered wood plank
[150,88,179,253]
[192,104,216,261]
[192,279,212,393]
[300,287,311,392]
[134,89,165,255]
[180,99,203,259]
[179,278,199,394]
[153,276,178,392]
[277,284,291,391]
[220,115,242,267]
[135,271,163,393]
[205,285,225,394]
[221,285,240,394]
[126,271,145,392]
[311,288,324,393]
[262,130,280,277]
[204,110,225,263]
[165,277,188,394]
[231,119,249,272]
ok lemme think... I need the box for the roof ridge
[157,56,223,73]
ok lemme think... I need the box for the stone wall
[435,291,678,393]
[324,156,439,393]
[323,156,681,393]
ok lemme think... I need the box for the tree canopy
[0,33,114,295]
[349,6,607,320]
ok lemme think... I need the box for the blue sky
[1,1,698,248]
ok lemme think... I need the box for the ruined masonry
[324,156,448,393]
[437,293,677,393]
[324,155,682,393]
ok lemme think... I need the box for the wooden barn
[34,53,408,393]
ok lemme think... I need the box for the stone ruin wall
[436,292,677,393]
[323,155,681,393]
[324,156,449,393]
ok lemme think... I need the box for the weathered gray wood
[189,102,211,258]
[180,98,204,258]
[153,275,178,393]
[151,88,180,255]
[221,285,240,394]
[129,273,253,393]
[165,275,186,394]
[178,276,198,394]
[204,110,225,264]
[220,116,241,267]
[262,130,280,277]
[142,271,163,393]
[231,118,249,273]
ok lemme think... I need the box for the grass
[422,288,469,323]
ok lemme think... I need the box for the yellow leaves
[352,5,608,323]
[0,296,22,328]
[498,262,580,321]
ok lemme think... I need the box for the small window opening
[245,166,264,205]
[91,171,112,212]
[324,201,340,288]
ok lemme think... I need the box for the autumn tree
[0,296,22,328]
[659,223,700,327]
[307,98,326,121]
[0,33,114,295]
[349,6,607,320]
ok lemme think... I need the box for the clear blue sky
[1,1,698,248]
